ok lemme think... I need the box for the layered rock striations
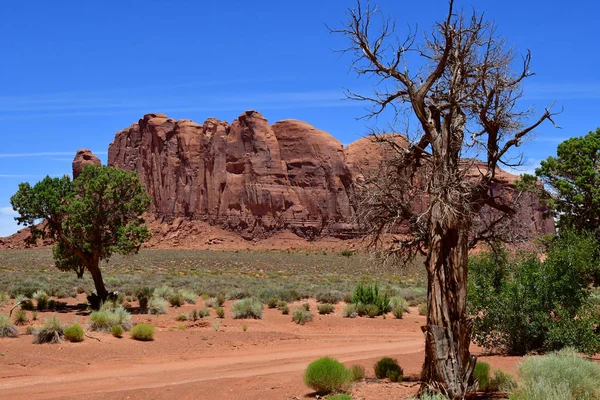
[108,111,555,239]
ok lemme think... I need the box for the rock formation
[72,149,101,179]
[106,110,554,239]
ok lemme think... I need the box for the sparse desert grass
[304,356,351,394]
[13,309,28,325]
[418,303,428,316]
[0,249,425,309]
[32,290,49,310]
[231,298,263,319]
[474,362,491,391]
[89,305,132,332]
[63,323,84,342]
[148,297,168,315]
[0,291,9,307]
[349,365,365,381]
[131,324,154,341]
[0,315,18,338]
[341,303,358,318]
[215,307,225,318]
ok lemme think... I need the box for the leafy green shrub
[135,286,153,309]
[63,323,84,342]
[216,307,225,318]
[351,282,389,316]
[316,290,343,304]
[349,365,365,381]
[318,303,335,315]
[33,315,63,344]
[168,292,185,307]
[0,315,18,338]
[511,348,600,400]
[374,357,403,382]
[231,298,263,319]
[389,297,408,319]
[341,304,358,318]
[303,357,351,394]
[148,296,168,315]
[468,233,600,355]
[131,324,155,341]
[474,362,491,391]
[292,308,314,325]
[111,324,123,338]
[14,309,28,325]
[33,290,49,310]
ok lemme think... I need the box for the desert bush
[13,309,28,325]
[349,365,365,381]
[468,232,600,355]
[388,297,408,319]
[10,280,45,298]
[135,286,153,309]
[89,306,132,332]
[292,308,313,325]
[131,324,154,341]
[168,292,185,308]
[351,282,389,316]
[340,249,354,258]
[327,395,352,400]
[374,357,403,382]
[111,324,123,338]
[0,292,9,307]
[407,394,449,400]
[175,313,188,322]
[489,369,517,392]
[21,299,34,311]
[204,297,222,308]
[226,288,251,300]
[302,302,310,311]
[63,323,84,342]
[316,290,343,304]
[279,304,290,315]
[417,303,428,316]
[474,362,491,391]
[510,348,600,400]
[341,304,358,318]
[148,296,168,315]
[33,315,63,344]
[303,357,351,394]
[0,315,18,338]
[179,290,197,304]
[363,304,380,318]
[266,296,281,308]
[395,286,427,307]
[318,303,335,315]
[231,298,263,319]
[216,307,225,318]
[212,321,221,331]
[32,290,49,310]
[153,286,174,300]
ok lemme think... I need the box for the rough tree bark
[332,1,556,397]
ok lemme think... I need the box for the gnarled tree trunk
[421,207,476,398]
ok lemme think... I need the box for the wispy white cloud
[0,151,107,158]
[0,207,17,216]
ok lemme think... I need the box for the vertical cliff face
[108,111,555,240]
[108,111,355,238]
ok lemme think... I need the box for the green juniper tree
[11,165,151,307]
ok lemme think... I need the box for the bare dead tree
[332,2,557,398]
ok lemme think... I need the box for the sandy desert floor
[0,296,523,400]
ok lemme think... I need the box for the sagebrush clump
[88,305,132,332]
[317,303,335,315]
[303,357,351,394]
[292,308,313,325]
[231,298,263,319]
[148,296,168,315]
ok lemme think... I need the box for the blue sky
[0,0,598,237]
